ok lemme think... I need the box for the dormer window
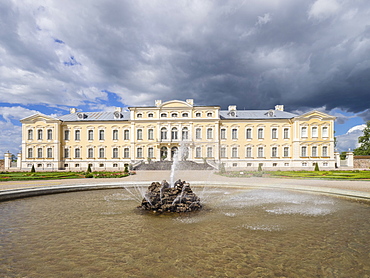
[182,113,189,117]
[148,113,154,118]
[207,112,212,117]
[196,112,201,117]
[137,113,143,118]
[171,113,178,117]
[161,113,167,117]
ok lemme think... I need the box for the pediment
[160,100,193,108]
[294,110,336,121]
[20,113,60,124]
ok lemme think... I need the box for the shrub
[124,165,129,173]
[31,165,36,173]
[86,164,92,173]
[85,173,94,178]
[258,163,263,172]
[314,163,320,171]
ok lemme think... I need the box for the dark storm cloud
[0,0,369,115]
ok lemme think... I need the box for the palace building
[19,99,336,171]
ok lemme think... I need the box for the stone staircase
[134,161,213,170]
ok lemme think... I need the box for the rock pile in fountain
[139,180,202,213]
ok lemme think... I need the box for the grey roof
[219,110,297,119]
[58,109,297,122]
[59,111,130,122]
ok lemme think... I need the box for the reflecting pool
[1,187,369,277]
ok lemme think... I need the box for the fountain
[139,179,202,213]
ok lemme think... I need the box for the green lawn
[0,171,132,182]
[218,170,370,180]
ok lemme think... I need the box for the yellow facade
[20,99,336,171]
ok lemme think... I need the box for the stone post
[17,152,22,169]
[4,152,10,170]
[346,152,354,168]
[334,152,340,168]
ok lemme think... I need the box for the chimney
[186,99,194,105]
[155,100,162,107]
[275,105,284,111]
[70,108,77,114]
[228,105,237,111]
[115,107,122,113]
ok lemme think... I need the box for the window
[27,148,33,158]
[272,147,277,157]
[64,130,70,141]
[99,163,104,167]
[37,130,43,140]
[161,113,167,117]
[182,127,189,140]
[301,146,307,157]
[64,163,69,168]
[312,127,318,138]
[258,128,264,139]
[171,113,178,117]
[196,112,201,117]
[148,129,154,140]
[124,148,130,158]
[171,128,178,140]
[88,148,93,158]
[99,148,105,158]
[322,146,328,156]
[283,128,289,139]
[312,146,317,157]
[207,147,213,157]
[195,147,201,158]
[47,148,52,158]
[182,113,189,117]
[113,147,118,158]
[323,162,328,167]
[28,129,33,140]
[47,129,52,140]
[232,147,238,158]
[207,112,212,117]
[195,128,201,139]
[246,147,252,157]
[220,147,226,158]
[272,128,277,139]
[75,148,81,158]
[301,127,308,138]
[137,147,143,158]
[322,127,328,137]
[148,147,154,158]
[113,163,118,167]
[284,163,289,167]
[232,129,238,140]
[75,130,81,141]
[137,113,143,118]
[148,113,154,118]
[124,130,129,140]
[273,163,277,167]
[113,130,118,140]
[88,130,94,140]
[137,129,143,140]
[246,128,252,139]
[302,162,308,167]
[161,127,167,140]
[220,129,226,140]
[64,148,69,158]
[99,130,105,140]
[284,147,289,157]
[258,147,264,157]
[207,128,213,139]
[37,148,42,158]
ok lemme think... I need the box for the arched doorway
[171,147,178,161]
[160,147,168,161]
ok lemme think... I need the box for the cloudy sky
[1,0,370,156]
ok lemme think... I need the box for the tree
[86,164,92,173]
[314,163,320,171]
[31,165,36,173]
[354,121,370,155]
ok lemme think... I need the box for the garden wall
[354,156,370,169]
[0,159,4,171]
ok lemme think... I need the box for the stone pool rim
[1,180,370,202]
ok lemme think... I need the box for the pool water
[1,187,369,277]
